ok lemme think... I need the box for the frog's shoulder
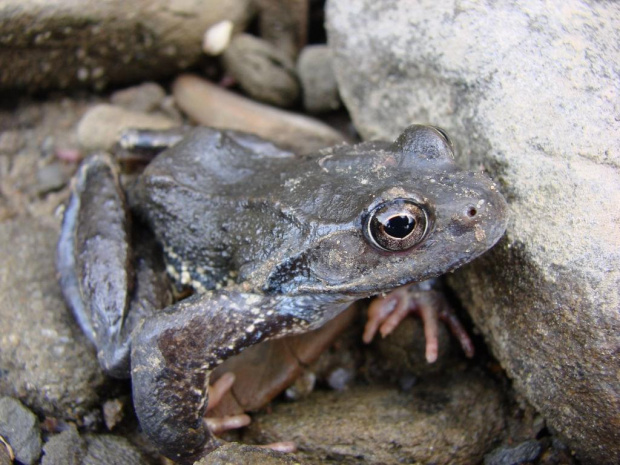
[137,127,297,194]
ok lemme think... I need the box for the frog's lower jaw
[130,291,316,462]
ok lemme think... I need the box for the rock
[253,0,308,59]
[196,443,301,465]
[41,427,148,465]
[297,45,341,114]
[222,34,300,107]
[0,0,253,92]
[82,435,148,465]
[484,439,543,465]
[326,1,620,463]
[41,424,86,465]
[0,397,42,465]
[110,82,167,113]
[36,162,69,195]
[77,104,176,153]
[172,74,348,153]
[247,372,505,464]
[0,218,105,420]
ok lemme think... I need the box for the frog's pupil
[384,215,415,238]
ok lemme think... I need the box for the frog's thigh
[130,291,309,462]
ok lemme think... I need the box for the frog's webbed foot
[363,280,475,363]
[57,154,170,377]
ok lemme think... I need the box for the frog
[56,124,508,463]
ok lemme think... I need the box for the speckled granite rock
[0,217,105,420]
[326,1,620,463]
[0,0,253,92]
[247,371,505,465]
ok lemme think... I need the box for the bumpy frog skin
[57,125,507,462]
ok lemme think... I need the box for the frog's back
[130,128,309,291]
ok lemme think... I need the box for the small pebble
[102,399,124,431]
[297,45,341,114]
[222,34,300,108]
[285,370,316,400]
[0,397,42,465]
[326,367,353,391]
[484,439,543,465]
[36,163,68,195]
[203,20,234,56]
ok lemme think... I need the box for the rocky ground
[1,1,618,464]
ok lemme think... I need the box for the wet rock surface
[246,371,505,465]
[0,397,42,465]
[326,1,620,463]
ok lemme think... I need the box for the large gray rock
[326,1,620,464]
[0,0,252,92]
[0,218,105,420]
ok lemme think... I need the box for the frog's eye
[364,199,430,251]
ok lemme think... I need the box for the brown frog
[57,125,507,463]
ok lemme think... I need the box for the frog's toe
[258,442,297,453]
[364,283,475,363]
[204,414,251,435]
[363,286,412,343]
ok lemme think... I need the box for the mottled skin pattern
[57,125,507,462]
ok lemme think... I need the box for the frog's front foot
[363,281,475,363]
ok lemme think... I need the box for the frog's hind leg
[57,154,170,378]
[130,291,310,463]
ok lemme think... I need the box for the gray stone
[247,372,505,464]
[326,1,620,463]
[41,427,148,465]
[222,34,300,108]
[297,45,341,114]
[0,0,253,92]
[0,397,41,465]
[77,104,176,153]
[484,439,542,465]
[0,218,105,420]
[41,424,86,465]
[82,435,147,465]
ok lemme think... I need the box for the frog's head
[265,125,508,298]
